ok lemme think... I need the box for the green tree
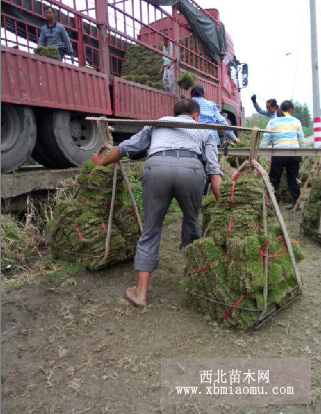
[292,101,313,134]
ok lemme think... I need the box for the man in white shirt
[90,99,222,307]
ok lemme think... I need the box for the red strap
[76,226,84,241]
[259,239,271,255]
[231,182,235,208]
[259,239,283,258]
[231,171,242,181]
[102,221,106,233]
[194,260,220,274]
[221,294,245,320]
[278,236,287,253]
[228,217,232,233]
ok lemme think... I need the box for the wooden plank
[1,169,79,199]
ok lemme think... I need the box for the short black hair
[266,98,278,108]
[191,85,205,98]
[280,100,294,112]
[44,6,53,13]
[173,99,200,116]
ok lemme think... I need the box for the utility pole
[310,0,321,148]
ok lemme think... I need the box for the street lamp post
[309,0,321,148]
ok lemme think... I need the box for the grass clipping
[48,161,140,270]
[302,174,321,243]
[182,176,304,330]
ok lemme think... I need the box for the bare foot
[126,286,147,307]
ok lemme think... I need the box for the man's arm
[90,146,122,166]
[296,121,305,147]
[90,126,153,165]
[209,175,222,201]
[260,122,272,147]
[212,103,237,141]
[38,27,46,46]
[61,25,73,54]
[253,102,269,117]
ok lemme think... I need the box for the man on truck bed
[38,6,73,61]
[160,38,175,93]
[90,99,222,307]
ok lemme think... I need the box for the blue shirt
[254,103,277,119]
[38,22,73,54]
[162,42,173,66]
[192,97,235,145]
[260,115,305,148]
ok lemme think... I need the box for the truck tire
[1,104,37,173]
[31,140,64,169]
[39,111,101,168]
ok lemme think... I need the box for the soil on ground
[1,209,321,414]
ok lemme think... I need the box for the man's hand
[251,94,257,104]
[232,137,240,143]
[90,152,106,166]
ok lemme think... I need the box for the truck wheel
[1,104,37,173]
[40,111,101,168]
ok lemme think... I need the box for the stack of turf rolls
[48,161,140,270]
[176,72,196,90]
[183,176,304,330]
[120,44,163,90]
[302,174,321,243]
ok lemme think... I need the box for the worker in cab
[38,6,73,61]
[260,100,305,210]
[251,95,278,119]
[90,99,222,307]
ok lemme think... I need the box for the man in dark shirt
[38,6,73,61]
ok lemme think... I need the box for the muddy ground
[1,208,321,414]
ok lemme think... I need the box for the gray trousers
[134,156,206,272]
[163,65,175,93]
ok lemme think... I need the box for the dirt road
[1,212,321,414]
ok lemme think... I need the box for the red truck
[1,0,248,173]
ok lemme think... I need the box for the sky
[198,0,321,118]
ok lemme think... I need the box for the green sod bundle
[176,71,196,90]
[120,43,163,89]
[48,161,140,270]
[33,46,60,60]
[183,176,304,330]
[302,174,321,243]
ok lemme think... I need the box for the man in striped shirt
[260,100,305,210]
